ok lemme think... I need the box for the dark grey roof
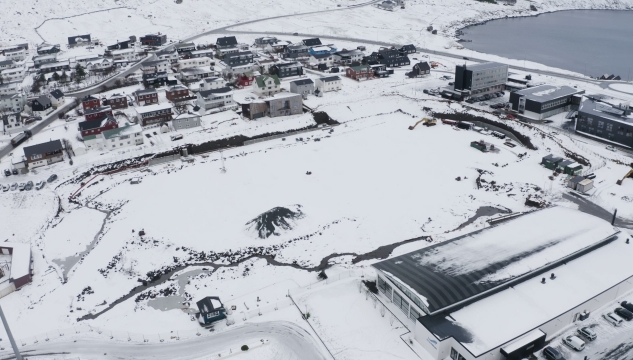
[311,53,331,59]
[24,140,63,158]
[68,34,91,45]
[78,117,112,131]
[465,62,508,72]
[135,89,157,96]
[0,60,13,67]
[216,36,238,47]
[276,62,302,68]
[196,296,224,314]
[50,89,64,99]
[515,85,583,102]
[199,87,232,97]
[35,95,51,107]
[320,76,341,82]
[415,61,431,71]
[84,106,111,115]
[569,176,585,184]
[291,79,314,86]
[302,38,322,47]
[401,44,416,50]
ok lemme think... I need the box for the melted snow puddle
[148,268,209,312]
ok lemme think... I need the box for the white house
[1,113,25,135]
[102,123,144,150]
[256,58,279,74]
[0,92,26,113]
[4,48,26,62]
[0,82,20,96]
[0,60,15,71]
[142,59,170,74]
[85,58,113,72]
[198,77,226,91]
[1,67,25,82]
[110,48,137,61]
[177,57,211,70]
[48,89,65,107]
[333,49,364,65]
[309,53,334,68]
[196,87,235,113]
[173,113,202,131]
[316,76,342,92]
[253,75,282,97]
[216,47,239,57]
[189,49,214,59]
[179,67,213,82]
[155,49,179,63]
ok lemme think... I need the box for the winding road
[0,322,327,360]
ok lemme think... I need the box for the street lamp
[0,305,22,360]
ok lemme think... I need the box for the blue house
[196,296,227,325]
[308,45,337,56]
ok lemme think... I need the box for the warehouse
[373,207,629,360]
[509,85,584,120]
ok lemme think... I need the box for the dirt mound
[245,205,305,239]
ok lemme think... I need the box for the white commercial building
[373,207,630,360]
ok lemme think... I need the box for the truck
[10,130,32,147]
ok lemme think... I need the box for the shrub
[241,345,249,351]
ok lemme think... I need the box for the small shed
[577,179,594,193]
[541,154,563,170]
[196,296,227,325]
[567,176,585,190]
[564,162,583,176]
[556,159,573,173]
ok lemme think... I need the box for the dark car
[615,307,633,321]
[47,174,58,183]
[24,181,33,191]
[621,301,633,313]
[543,346,564,360]
[463,57,469,60]
[423,89,429,94]
[3,169,10,177]
[12,169,17,175]
[448,82,454,86]
[493,110,502,116]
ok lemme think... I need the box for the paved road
[563,192,633,230]
[0,321,328,360]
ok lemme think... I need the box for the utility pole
[0,305,22,360]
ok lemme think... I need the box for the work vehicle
[10,130,32,147]
[614,307,633,321]
[562,335,585,351]
[577,327,597,341]
[603,312,624,326]
[543,346,564,360]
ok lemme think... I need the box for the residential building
[0,82,20,96]
[222,64,254,77]
[255,37,278,47]
[309,46,337,56]
[48,89,65,108]
[84,106,113,122]
[576,98,633,148]
[36,44,61,55]
[1,67,25,82]
[316,76,342,92]
[179,67,213,82]
[166,85,191,102]
[0,60,15,70]
[346,65,373,80]
[107,40,131,50]
[105,94,128,110]
[174,42,196,54]
[197,87,235,112]
[23,140,64,168]
[333,49,363,65]
[68,34,92,47]
[454,62,509,96]
[407,61,431,78]
[135,89,159,105]
[216,47,239,57]
[155,49,179,63]
[289,79,315,96]
[33,54,58,68]
[373,207,627,360]
[242,92,303,120]
[0,92,26,113]
[189,49,215,59]
[102,123,144,150]
[302,38,322,47]
[143,71,171,88]
[223,51,254,68]
[82,95,101,110]
[84,58,114,72]
[509,85,585,120]
[177,57,212,70]
[199,77,226,91]
[4,48,26,62]
[236,72,257,88]
[370,48,410,67]
[135,103,173,126]
[196,296,227,325]
[256,58,279,74]
[39,61,70,74]
[79,115,119,137]
[1,113,25,134]
[140,34,167,47]
[31,95,52,116]
[216,36,238,49]
[309,53,334,68]
[110,48,137,61]
[399,44,416,54]
[253,75,282,97]
[269,62,303,78]
[0,44,28,54]
[173,113,202,131]
[142,60,170,75]
[283,45,309,60]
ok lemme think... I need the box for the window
[607,123,613,132]
[450,348,459,360]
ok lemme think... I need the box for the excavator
[408,118,437,130]
[616,169,633,185]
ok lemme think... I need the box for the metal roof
[24,140,63,157]
[464,62,508,72]
[515,84,583,102]
[320,76,341,82]
[216,36,238,47]
[291,79,314,86]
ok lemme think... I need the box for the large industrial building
[509,84,584,120]
[373,207,630,360]
[576,98,633,148]
[453,62,508,97]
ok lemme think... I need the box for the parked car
[577,327,597,341]
[621,301,633,313]
[25,181,33,191]
[2,184,8,192]
[563,335,585,351]
[615,307,633,321]
[448,82,454,86]
[3,169,10,177]
[506,114,516,120]
[18,182,25,191]
[466,99,475,104]
[543,346,564,360]
[462,57,469,60]
[493,110,502,116]
[604,312,624,326]
[47,174,58,183]
[606,145,616,152]
[11,169,17,175]
[423,89,429,94]
[35,181,45,190]
[10,183,18,191]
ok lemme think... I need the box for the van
[562,335,585,351]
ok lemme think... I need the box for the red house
[106,94,128,110]
[82,95,100,110]
[346,65,373,81]
[84,106,113,122]
[134,89,158,106]
[237,73,256,88]
[78,115,119,137]
[166,85,191,102]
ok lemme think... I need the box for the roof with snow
[373,207,619,314]
[514,84,583,102]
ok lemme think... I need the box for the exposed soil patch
[245,205,305,239]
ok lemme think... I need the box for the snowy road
[0,321,328,360]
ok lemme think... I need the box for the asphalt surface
[0,321,327,360]
[563,193,633,230]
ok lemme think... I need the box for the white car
[562,335,585,351]
[606,145,616,152]
[1,184,8,192]
[603,312,623,327]
[35,181,45,190]
[18,183,25,191]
